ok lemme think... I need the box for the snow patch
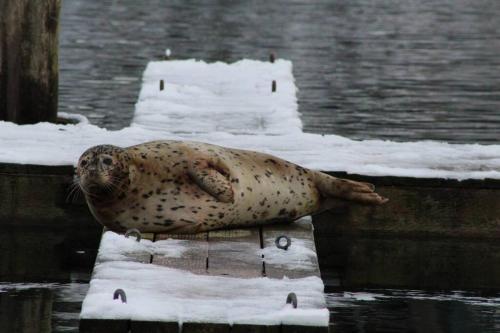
[81,260,329,326]
[261,238,317,271]
[97,231,188,262]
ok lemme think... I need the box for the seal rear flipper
[188,159,234,203]
[313,171,388,205]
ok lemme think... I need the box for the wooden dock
[79,217,329,332]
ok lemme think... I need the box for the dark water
[0,227,99,333]
[327,290,500,333]
[59,0,500,144]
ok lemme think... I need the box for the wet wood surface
[0,0,61,123]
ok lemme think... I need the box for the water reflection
[0,227,99,332]
[0,283,88,333]
[327,290,500,333]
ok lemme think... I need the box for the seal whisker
[66,180,83,203]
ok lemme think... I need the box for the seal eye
[102,157,113,166]
[80,160,88,167]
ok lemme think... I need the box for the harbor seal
[76,140,387,233]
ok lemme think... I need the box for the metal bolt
[286,292,297,308]
[125,228,141,242]
[113,289,127,303]
[275,235,291,250]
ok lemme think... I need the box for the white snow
[133,59,301,135]
[96,231,188,262]
[261,237,317,271]
[81,231,329,326]
[0,59,498,180]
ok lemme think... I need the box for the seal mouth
[80,180,113,198]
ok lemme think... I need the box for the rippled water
[59,0,500,143]
[327,290,500,333]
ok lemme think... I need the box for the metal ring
[286,292,297,308]
[125,228,141,242]
[113,289,127,303]
[275,235,291,250]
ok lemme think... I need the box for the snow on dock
[133,59,301,135]
[79,217,329,332]
[0,58,498,180]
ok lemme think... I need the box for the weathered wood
[153,233,208,274]
[130,321,178,333]
[262,220,320,279]
[317,235,500,291]
[231,324,281,333]
[182,323,231,333]
[0,0,61,123]
[0,167,97,229]
[313,184,500,239]
[79,319,129,333]
[281,325,329,333]
[207,229,263,278]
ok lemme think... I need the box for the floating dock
[79,217,329,332]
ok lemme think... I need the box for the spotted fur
[76,140,387,233]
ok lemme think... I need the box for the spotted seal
[76,140,387,233]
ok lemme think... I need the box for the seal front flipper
[188,159,234,203]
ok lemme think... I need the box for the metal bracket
[125,228,141,242]
[275,235,291,250]
[286,292,297,308]
[113,289,127,303]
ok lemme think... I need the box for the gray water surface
[59,0,500,143]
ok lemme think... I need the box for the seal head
[76,145,130,201]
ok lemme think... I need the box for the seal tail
[312,171,388,205]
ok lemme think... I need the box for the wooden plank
[182,323,231,333]
[153,232,208,274]
[79,319,129,333]
[130,321,178,333]
[207,228,263,278]
[281,325,329,333]
[262,219,321,279]
[231,324,281,333]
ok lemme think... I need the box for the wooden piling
[0,0,61,124]
[272,80,276,92]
